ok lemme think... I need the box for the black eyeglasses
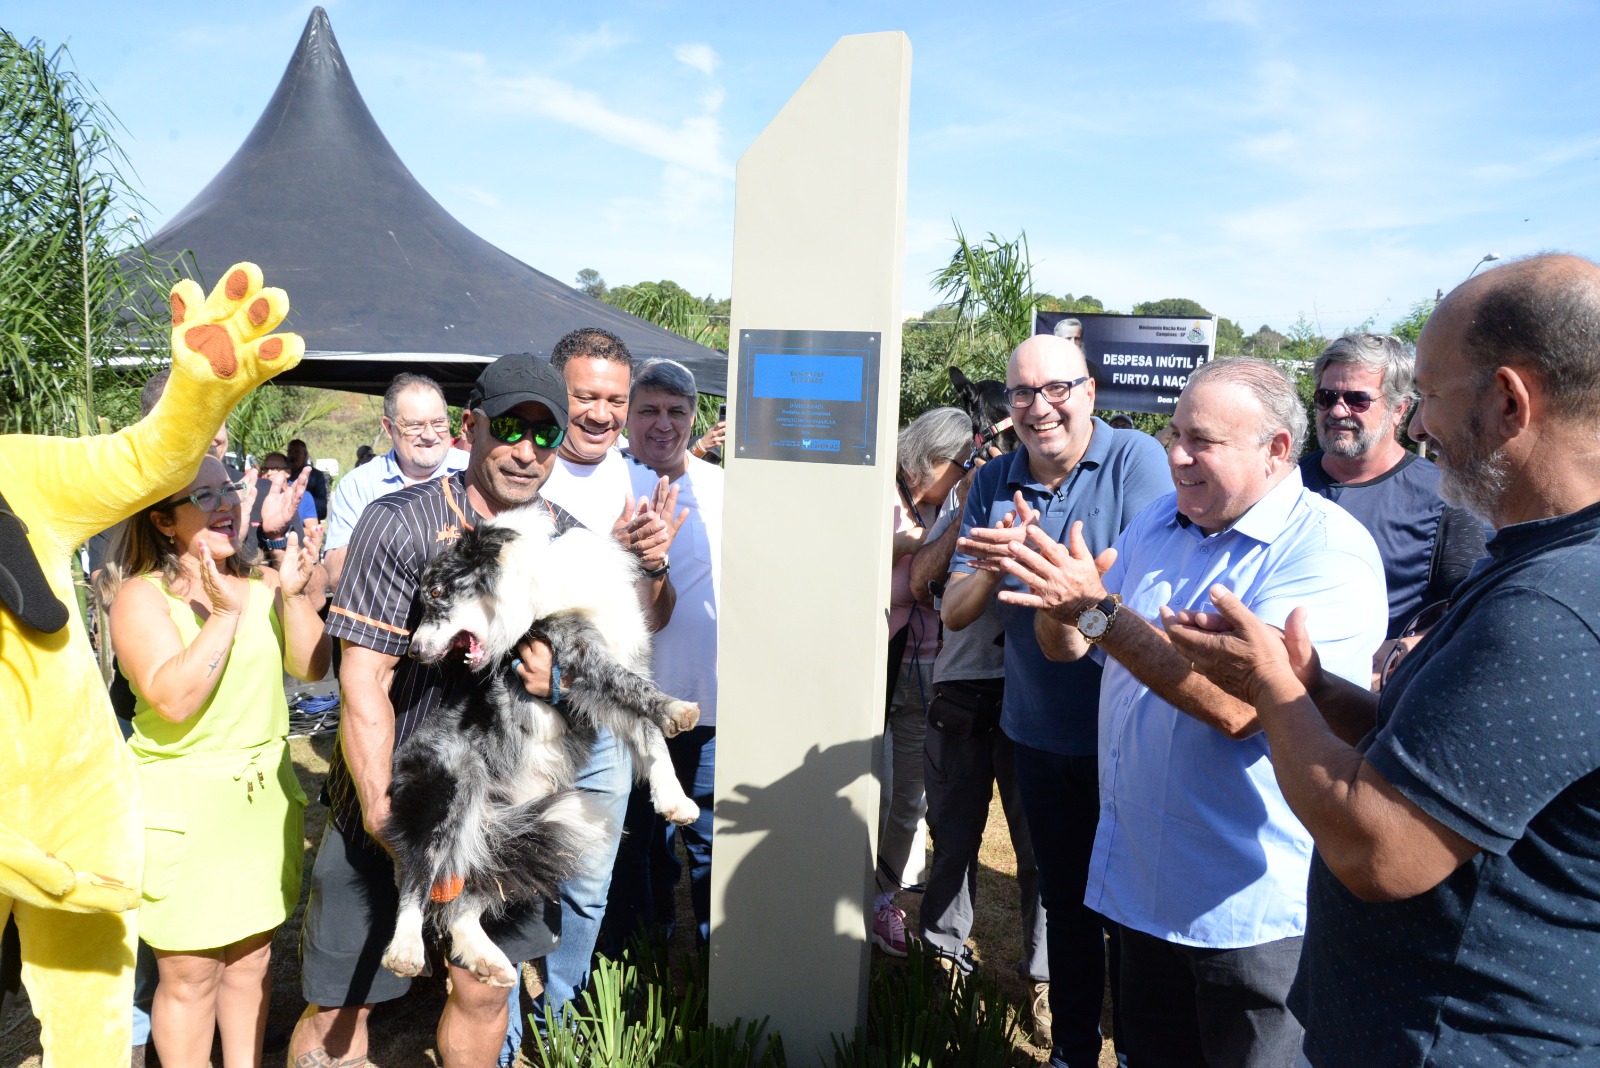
[172,481,245,512]
[1005,377,1091,409]
[1313,389,1376,413]
[484,412,565,449]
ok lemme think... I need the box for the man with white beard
[1297,334,1485,674]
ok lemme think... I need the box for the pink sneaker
[872,904,908,956]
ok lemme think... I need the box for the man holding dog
[1165,255,1600,1066]
[985,356,1387,1067]
[943,333,1170,1068]
[291,353,610,1068]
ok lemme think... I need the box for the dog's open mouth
[449,630,487,669]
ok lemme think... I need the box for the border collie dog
[379,504,700,986]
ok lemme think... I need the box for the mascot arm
[2,262,304,554]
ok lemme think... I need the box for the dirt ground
[0,733,1115,1067]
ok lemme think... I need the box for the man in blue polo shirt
[323,372,468,590]
[1167,253,1600,1066]
[945,332,1169,1068]
[984,357,1387,1067]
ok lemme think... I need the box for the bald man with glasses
[942,334,1170,1068]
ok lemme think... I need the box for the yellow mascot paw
[0,824,140,913]
[168,262,304,391]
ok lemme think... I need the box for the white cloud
[673,43,720,77]
[489,70,733,180]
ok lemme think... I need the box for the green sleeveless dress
[125,577,307,951]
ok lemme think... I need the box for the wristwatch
[643,556,670,580]
[1076,594,1122,643]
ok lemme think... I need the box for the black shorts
[299,817,561,1007]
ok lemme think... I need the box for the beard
[1319,416,1381,458]
[1435,410,1509,523]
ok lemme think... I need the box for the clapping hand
[278,520,324,598]
[1161,585,1318,705]
[992,520,1118,621]
[197,542,245,617]
[259,466,311,538]
[954,490,1042,574]
[610,477,689,571]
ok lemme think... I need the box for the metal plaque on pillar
[710,32,911,1060]
[735,329,882,465]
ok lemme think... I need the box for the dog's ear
[948,366,975,401]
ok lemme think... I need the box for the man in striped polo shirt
[289,353,583,1068]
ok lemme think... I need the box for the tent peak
[295,6,344,71]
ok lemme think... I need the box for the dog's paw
[661,700,700,737]
[659,797,700,827]
[381,928,428,978]
[460,948,518,987]
[450,926,518,987]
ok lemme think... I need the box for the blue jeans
[600,726,717,954]
[1013,742,1118,1068]
[501,729,630,1065]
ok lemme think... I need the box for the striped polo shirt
[322,470,579,835]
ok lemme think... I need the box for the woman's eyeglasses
[1313,389,1376,413]
[173,481,246,512]
[486,413,565,449]
[1005,377,1091,409]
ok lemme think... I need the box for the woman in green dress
[105,456,329,1068]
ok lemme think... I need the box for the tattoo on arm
[206,650,224,676]
[294,1050,368,1067]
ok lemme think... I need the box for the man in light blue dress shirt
[322,372,469,590]
[976,357,1387,1067]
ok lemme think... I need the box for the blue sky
[11,1,1600,334]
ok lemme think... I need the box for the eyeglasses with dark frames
[1313,389,1376,413]
[1005,376,1091,409]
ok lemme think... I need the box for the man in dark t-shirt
[1299,333,1485,644]
[1167,254,1600,1066]
[289,353,577,1068]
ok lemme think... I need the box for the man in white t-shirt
[500,330,684,1062]
[323,373,468,590]
[599,358,721,951]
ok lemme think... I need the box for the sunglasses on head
[172,481,245,512]
[1313,389,1376,413]
[484,412,565,449]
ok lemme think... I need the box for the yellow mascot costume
[0,263,303,1066]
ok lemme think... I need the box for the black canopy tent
[127,7,726,401]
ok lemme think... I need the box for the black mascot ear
[0,490,69,634]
